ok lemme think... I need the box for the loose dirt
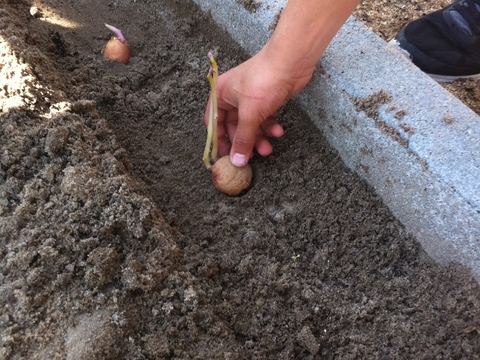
[1,0,480,359]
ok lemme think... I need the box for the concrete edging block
[191,0,480,280]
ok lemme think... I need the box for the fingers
[229,101,266,166]
[254,135,273,156]
[204,61,288,166]
[221,111,284,160]
[260,116,284,138]
[230,130,256,166]
[216,107,232,157]
[255,117,284,156]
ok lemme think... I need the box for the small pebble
[297,326,320,355]
[29,6,42,18]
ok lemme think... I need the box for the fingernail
[231,153,247,167]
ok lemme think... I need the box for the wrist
[260,0,361,94]
[259,41,316,96]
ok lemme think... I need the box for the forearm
[264,0,361,88]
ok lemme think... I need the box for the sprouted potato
[203,53,252,196]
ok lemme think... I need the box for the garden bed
[1,0,480,358]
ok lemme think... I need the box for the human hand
[202,0,361,167]
[203,49,313,167]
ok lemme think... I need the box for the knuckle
[234,137,251,148]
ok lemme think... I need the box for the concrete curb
[191,0,480,281]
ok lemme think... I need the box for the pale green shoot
[203,52,219,169]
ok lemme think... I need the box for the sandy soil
[1,0,480,359]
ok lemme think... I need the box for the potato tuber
[211,156,252,196]
[103,24,130,65]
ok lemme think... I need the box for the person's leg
[389,0,480,82]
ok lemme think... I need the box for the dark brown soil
[1,0,480,359]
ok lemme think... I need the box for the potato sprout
[203,52,219,169]
[203,53,252,196]
[103,23,131,65]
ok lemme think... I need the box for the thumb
[230,105,263,167]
